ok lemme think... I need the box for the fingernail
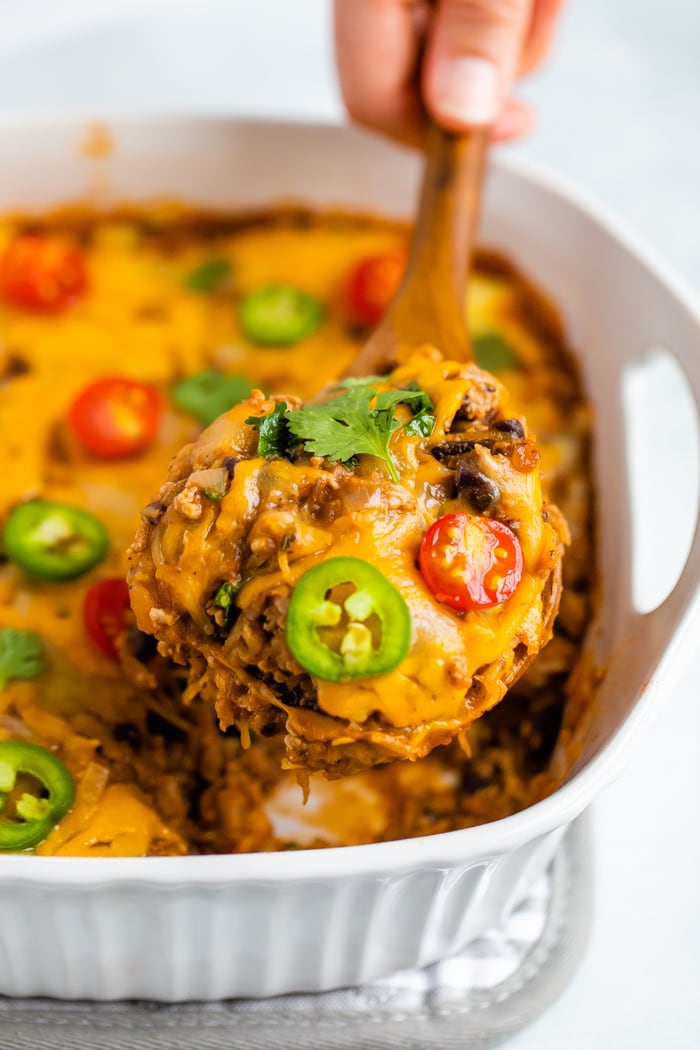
[432,57,501,126]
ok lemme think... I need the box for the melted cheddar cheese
[0,209,593,854]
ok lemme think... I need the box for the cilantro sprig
[472,332,518,373]
[404,408,437,437]
[246,401,296,458]
[246,378,435,481]
[185,258,233,294]
[173,370,254,428]
[0,628,45,690]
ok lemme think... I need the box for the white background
[0,1,698,1046]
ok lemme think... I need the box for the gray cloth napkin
[0,813,593,1050]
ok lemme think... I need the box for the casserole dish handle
[627,293,700,651]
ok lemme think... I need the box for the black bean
[455,463,500,511]
[141,501,166,525]
[493,418,525,440]
[113,721,142,752]
[221,455,238,477]
[128,628,158,663]
[279,682,320,712]
[431,440,479,461]
[247,667,321,713]
[433,435,520,462]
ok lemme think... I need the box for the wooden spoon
[343,118,563,773]
[345,122,490,377]
[127,120,564,778]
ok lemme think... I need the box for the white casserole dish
[0,118,699,1001]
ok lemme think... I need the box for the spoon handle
[347,124,490,378]
[405,124,489,328]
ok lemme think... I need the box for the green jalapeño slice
[240,285,323,347]
[0,741,75,852]
[2,500,109,582]
[285,557,411,682]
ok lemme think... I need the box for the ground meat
[450,381,499,426]
[128,357,565,777]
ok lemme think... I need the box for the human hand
[334,0,564,146]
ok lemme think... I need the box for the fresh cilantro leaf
[185,258,233,293]
[372,386,430,416]
[472,332,518,373]
[0,628,45,690]
[286,386,395,472]
[246,380,434,480]
[173,370,254,427]
[285,385,398,481]
[402,380,433,415]
[246,401,296,458]
[332,375,388,390]
[210,582,240,627]
[404,410,436,437]
[332,377,431,415]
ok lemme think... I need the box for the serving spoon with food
[127,121,565,778]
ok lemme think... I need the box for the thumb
[423,0,532,129]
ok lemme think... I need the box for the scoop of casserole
[128,349,565,776]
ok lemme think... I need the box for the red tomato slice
[419,513,523,611]
[83,578,131,660]
[69,377,163,459]
[345,250,406,327]
[0,234,87,312]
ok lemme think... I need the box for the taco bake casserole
[0,208,592,856]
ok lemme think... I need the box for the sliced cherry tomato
[69,377,163,459]
[83,578,131,660]
[419,513,523,611]
[345,250,406,327]
[0,234,87,312]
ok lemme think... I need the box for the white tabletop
[1,1,698,1045]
